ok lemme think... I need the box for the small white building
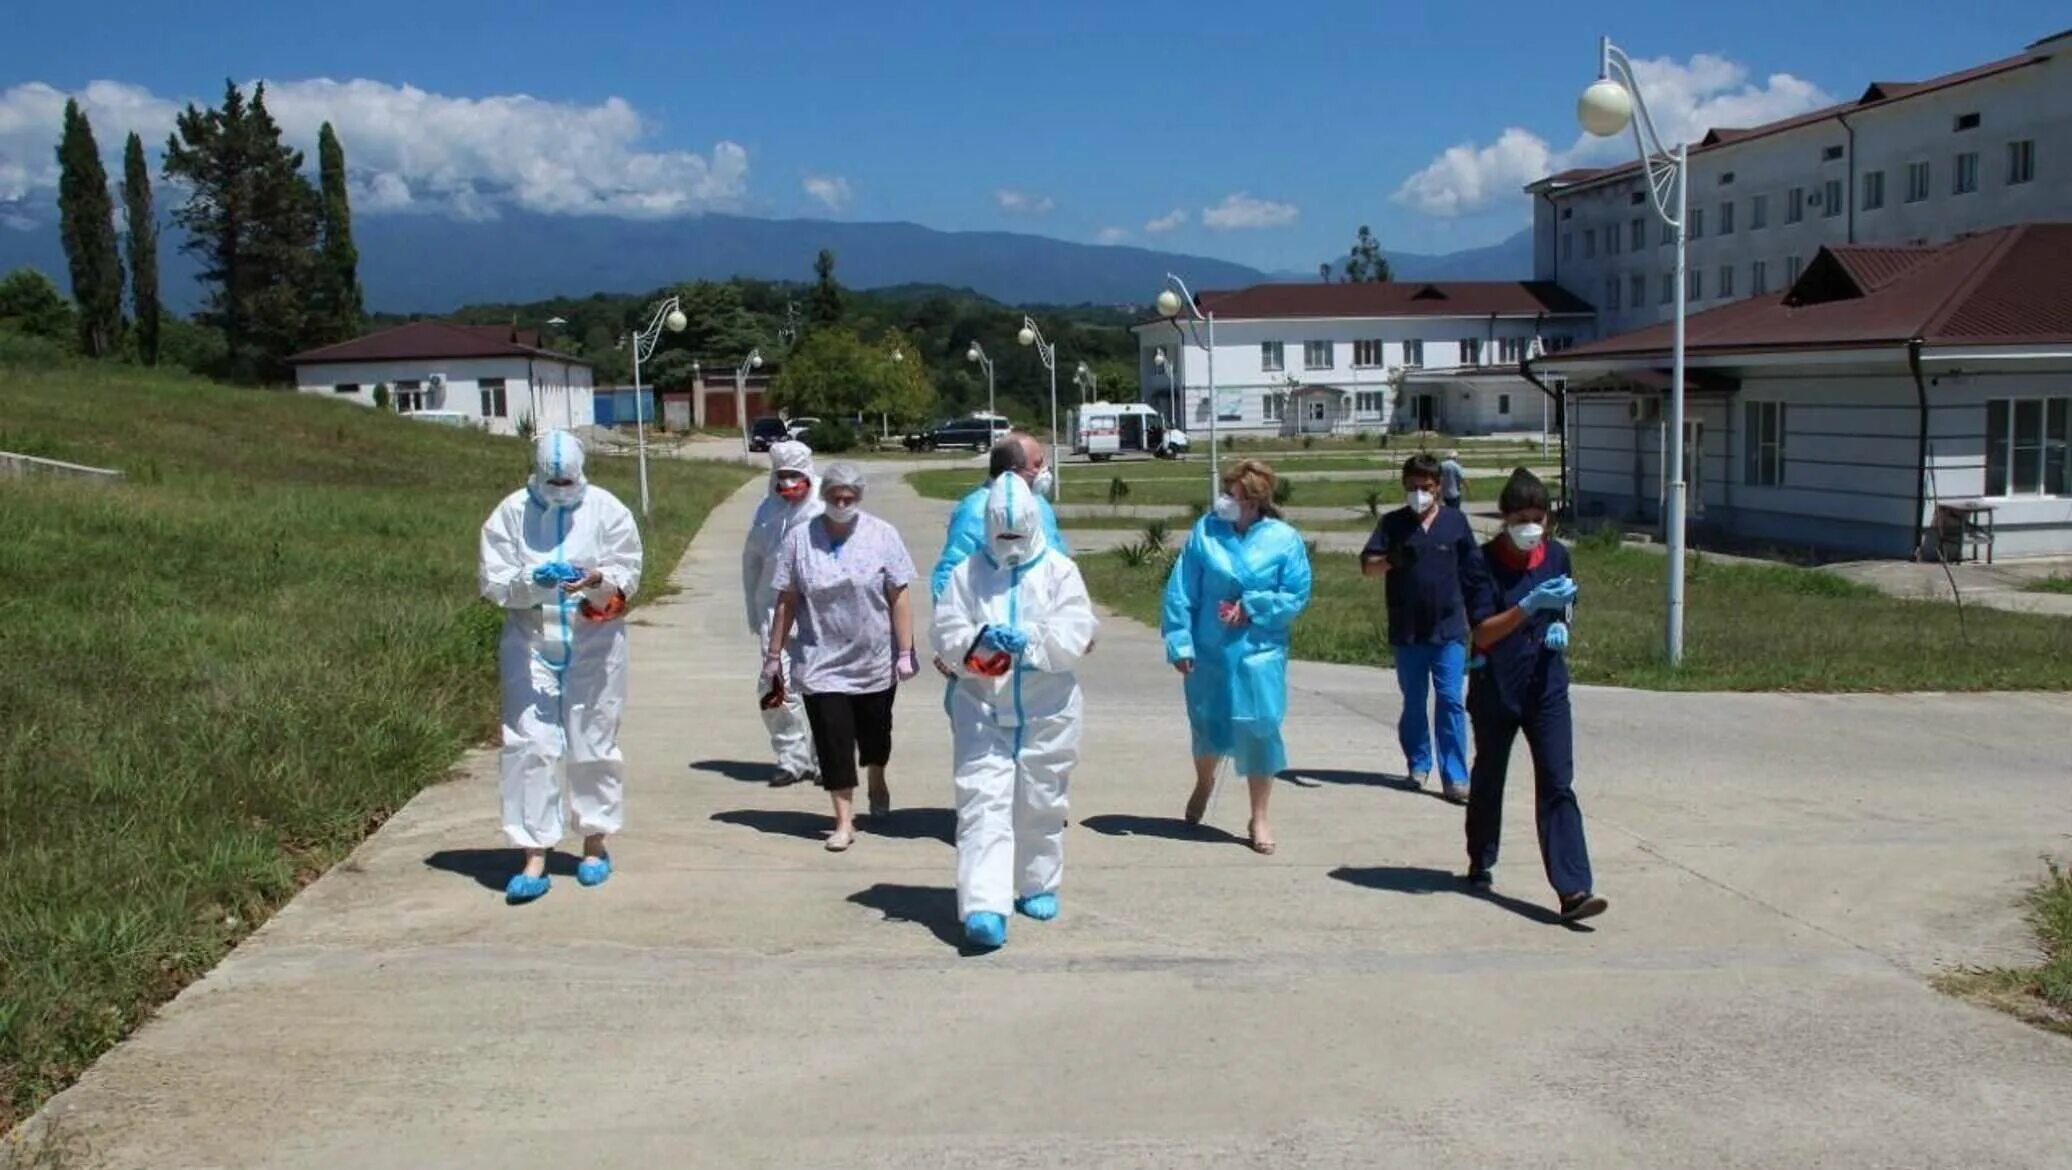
[1129,281,1593,438]
[290,321,594,437]
[1534,223,2072,560]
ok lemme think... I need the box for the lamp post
[628,296,688,516]
[1580,34,1688,666]
[966,340,996,421]
[1017,316,1060,498]
[1155,274,1218,506]
[735,348,763,457]
[1074,360,1097,404]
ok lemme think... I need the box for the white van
[1070,402,1173,461]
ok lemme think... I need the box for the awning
[1563,368,1740,396]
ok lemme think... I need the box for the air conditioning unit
[427,373,447,390]
[1629,397,1662,423]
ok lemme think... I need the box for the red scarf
[1491,536,1547,573]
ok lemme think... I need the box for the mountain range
[0,204,1532,314]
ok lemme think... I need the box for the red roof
[290,320,587,366]
[1538,224,2072,363]
[1148,281,1593,324]
[1528,42,2053,196]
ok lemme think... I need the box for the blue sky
[2,0,2063,271]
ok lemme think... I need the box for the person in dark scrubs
[1461,468,1606,924]
[1361,454,1485,804]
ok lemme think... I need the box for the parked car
[902,416,1011,452]
[785,416,822,441]
[748,416,791,452]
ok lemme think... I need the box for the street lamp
[1073,360,1097,404]
[628,297,688,516]
[1155,274,1218,506]
[966,341,996,421]
[1017,316,1061,498]
[1580,33,1688,666]
[735,348,764,456]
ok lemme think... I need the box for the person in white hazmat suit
[478,430,644,903]
[741,440,822,785]
[933,473,1098,950]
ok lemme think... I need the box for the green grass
[914,466,1552,509]
[2025,575,2072,595]
[1937,861,2072,1037]
[1075,534,2072,691]
[0,334,752,1128]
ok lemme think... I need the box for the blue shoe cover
[504,873,551,902]
[1015,893,1059,921]
[576,856,612,887]
[963,912,1008,949]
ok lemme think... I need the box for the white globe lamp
[1155,289,1184,318]
[1578,79,1634,138]
[663,308,688,333]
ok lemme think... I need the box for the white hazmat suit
[934,475,1098,923]
[479,431,644,849]
[741,440,823,782]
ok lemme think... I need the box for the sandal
[824,828,855,853]
[1247,833,1278,856]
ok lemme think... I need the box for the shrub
[1364,489,1384,518]
[804,419,857,453]
[1107,475,1130,505]
[1119,539,1157,568]
[1143,519,1171,551]
[1272,477,1295,505]
[1301,435,1317,450]
[371,382,391,411]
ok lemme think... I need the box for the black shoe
[1464,868,1494,890]
[1559,892,1608,923]
[771,770,800,787]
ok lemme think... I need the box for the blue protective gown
[931,479,1069,601]
[1161,514,1313,777]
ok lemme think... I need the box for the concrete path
[24,466,2072,1169]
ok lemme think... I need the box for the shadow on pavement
[711,808,828,840]
[847,883,976,953]
[861,807,955,845]
[1278,767,1426,795]
[1080,813,1247,847]
[689,758,782,784]
[424,848,581,892]
[1328,865,1572,928]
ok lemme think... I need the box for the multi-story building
[1528,29,2072,335]
[1129,281,1592,438]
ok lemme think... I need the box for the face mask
[1507,521,1545,551]
[1212,494,1243,523]
[774,475,810,503]
[991,533,1030,566]
[1031,468,1056,500]
[539,480,586,508]
[824,502,860,524]
[1408,489,1435,514]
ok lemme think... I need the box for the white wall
[293,355,594,437]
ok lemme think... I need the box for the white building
[1129,282,1594,438]
[1529,29,2072,336]
[290,321,594,437]
[1533,224,2072,560]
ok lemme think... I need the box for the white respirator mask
[824,502,860,525]
[1407,489,1435,514]
[1212,493,1243,523]
[1506,522,1545,551]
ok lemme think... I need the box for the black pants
[1463,685,1593,897]
[802,687,897,792]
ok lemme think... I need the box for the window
[1906,160,1932,203]
[1560,207,1573,221]
[1263,393,1286,423]
[1786,254,1804,283]
[1689,207,1704,239]
[1498,394,1513,416]
[1402,339,1424,368]
[1822,178,1843,218]
[1719,201,1735,234]
[1545,335,1574,354]
[1303,340,1333,370]
[1744,401,1787,487]
[1497,337,1528,364]
[1719,171,1736,186]
[394,380,425,413]
[1630,274,1647,310]
[1605,277,1622,312]
[1986,398,2069,496]
[1786,186,1805,223]
[1688,268,1704,300]
[1822,144,1845,162]
[1354,391,1385,415]
[478,377,508,418]
[1751,259,1769,296]
[1862,170,1885,211]
[1750,193,1769,229]
[1461,337,1483,365]
[1606,223,1621,255]
[1352,339,1384,367]
[1583,228,1597,259]
[2008,139,2035,185]
[1630,217,1646,250]
[1953,151,1979,195]
[1631,191,1646,205]
[1718,264,1735,299]
[1259,341,1283,372]
[1954,112,1981,132]
[1661,273,1674,305]
[1562,232,1573,261]
[332,382,360,395]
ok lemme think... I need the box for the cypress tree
[122,132,160,365]
[56,99,124,357]
[808,248,843,328]
[314,122,363,342]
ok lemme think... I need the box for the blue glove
[1520,575,1578,614]
[531,560,581,587]
[1544,621,1570,654]
[980,625,1031,655]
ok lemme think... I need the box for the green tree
[674,280,764,359]
[0,268,76,341]
[868,328,936,426]
[1341,225,1392,283]
[312,122,363,343]
[768,327,875,418]
[164,80,322,381]
[121,132,161,366]
[645,348,699,390]
[56,100,124,357]
[807,248,843,328]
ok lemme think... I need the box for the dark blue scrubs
[1462,539,1593,896]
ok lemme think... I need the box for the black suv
[904,417,1008,452]
[748,416,791,452]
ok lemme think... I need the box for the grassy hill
[0,334,750,1127]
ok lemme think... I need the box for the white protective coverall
[933,474,1098,920]
[478,431,645,849]
[740,440,823,780]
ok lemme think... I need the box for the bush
[372,382,391,411]
[804,419,857,453]
[1119,539,1158,568]
[1107,475,1130,505]
[1272,477,1295,505]
[1364,489,1384,518]
[1301,435,1317,450]
[1143,518,1171,551]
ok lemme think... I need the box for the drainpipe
[1536,189,1560,283]
[1838,110,1858,244]
[1520,354,1569,517]
[1907,337,1930,559]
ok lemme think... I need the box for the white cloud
[994,188,1055,216]
[1096,226,1130,244]
[802,173,852,212]
[1144,208,1187,234]
[0,77,750,220]
[1201,192,1300,230]
[1393,53,1832,217]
